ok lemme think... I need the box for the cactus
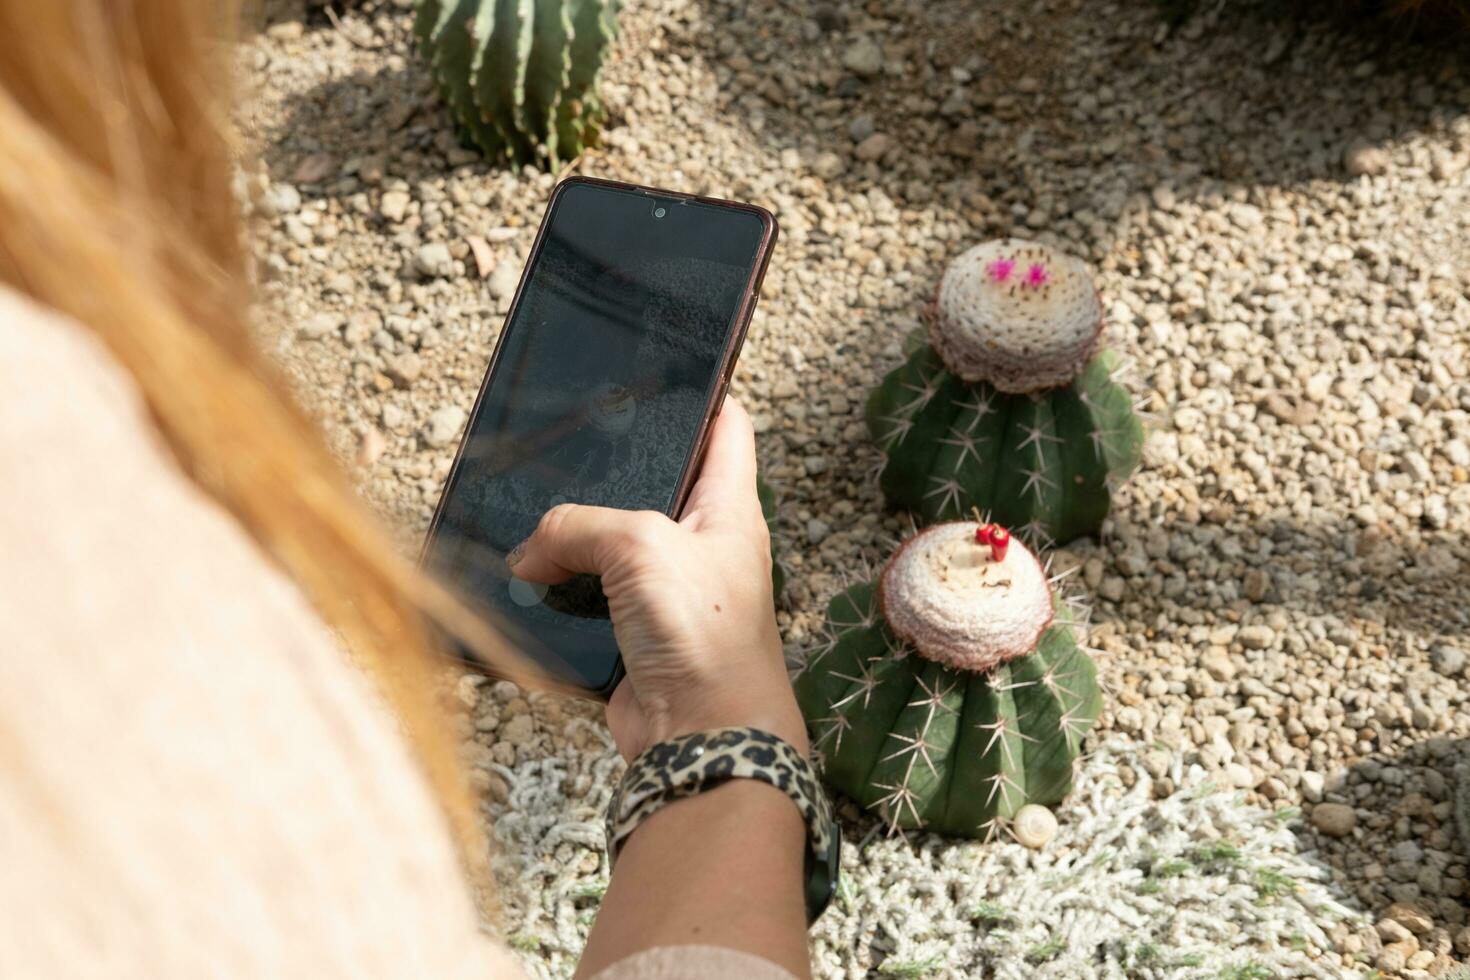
[413,0,621,169]
[794,521,1102,838]
[868,239,1144,546]
[757,474,786,598]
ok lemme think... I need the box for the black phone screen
[424,180,768,694]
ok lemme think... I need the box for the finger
[510,503,668,584]
[681,396,760,526]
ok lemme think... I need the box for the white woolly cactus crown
[930,238,1104,393]
[878,521,1054,673]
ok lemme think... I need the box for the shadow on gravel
[1101,507,1470,641]
[256,63,444,194]
[1296,735,1470,968]
[694,0,1467,230]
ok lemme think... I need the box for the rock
[854,133,892,162]
[380,190,411,223]
[466,235,495,279]
[1011,805,1057,849]
[1384,903,1433,936]
[489,262,520,301]
[1401,450,1433,483]
[298,312,340,340]
[1344,140,1390,177]
[1200,650,1236,682]
[1260,392,1318,427]
[1431,645,1467,677]
[355,426,386,468]
[849,114,876,142]
[1374,944,1407,974]
[1141,750,1170,780]
[423,405,467,448]
[813,152,845,180]
[1431,153,1465,181]
[385,351,423,388]
[1238,625,1275,650]
[1225,763,1256,788]
[501,712,535,749]
[1242,568,1270,602]
[806,518,831,543]
[1377,918,1415,944]
[812,3,845,31]
[344,311,380,346]
[1300,770,1324,802]
[292,153,336,184]
[416,242,455,279]
[1311,803,1357,837]
[1389,840,1424,865]
[265,19,303,40]
[842,38,884,78]
[259,181,302,218]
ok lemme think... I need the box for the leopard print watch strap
[606,727,840,925]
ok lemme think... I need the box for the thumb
[509,503,671,585]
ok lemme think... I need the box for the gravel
[242,0,1470,975]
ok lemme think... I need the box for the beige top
[0,288,794,980]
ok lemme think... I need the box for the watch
[606,727,841,925]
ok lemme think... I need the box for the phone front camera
[653,206,667,219]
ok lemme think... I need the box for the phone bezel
[420,175,779,700]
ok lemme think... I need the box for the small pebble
[1011,804,1057,849]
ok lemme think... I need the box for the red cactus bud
[989,526,1010,561]
[975,524,993,545]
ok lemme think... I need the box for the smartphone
[422,176,777,698]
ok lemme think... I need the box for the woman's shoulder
[0,286,524,978]
[0,285,165,458]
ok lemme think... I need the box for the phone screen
[424,180,769,694]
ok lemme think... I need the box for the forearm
[575,778,811,978]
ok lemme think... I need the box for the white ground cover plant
[486,722,1367,978]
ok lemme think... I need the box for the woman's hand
[509,398,806,761]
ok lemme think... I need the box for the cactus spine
[413,0,621,169]
[868,240,1144,546]
[794,522,1101,838]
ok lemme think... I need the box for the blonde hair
[0,0,521,889]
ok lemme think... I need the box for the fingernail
[506,541,527,568]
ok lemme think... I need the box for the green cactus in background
[413,0,621,169]
[868,239,1144,546]
[794,521,1101,837]
[757,474,786,598]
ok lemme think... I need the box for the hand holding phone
[423,177,777,696]
[509,399,806,761]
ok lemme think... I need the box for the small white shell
[1012,804,1058,849]
[930,238,1103,393]
[878,522,1054,672]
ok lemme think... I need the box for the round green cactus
[413,0,621,170]
[794,521,1101,838]
[868,239,1144,546]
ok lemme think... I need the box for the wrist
[647,685,809,758]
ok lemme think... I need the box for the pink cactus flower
[1025,263,1050,288]
[986,258,1016,283]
